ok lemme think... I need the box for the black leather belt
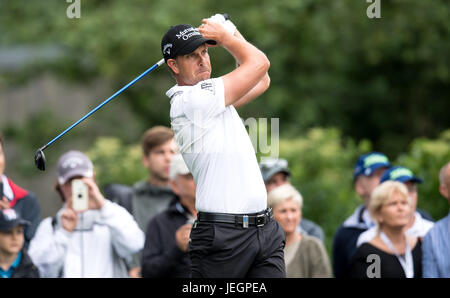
[197,208,273,228]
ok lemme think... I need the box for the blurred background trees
[1,0,449,253]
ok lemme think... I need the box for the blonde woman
[349,181,422,278]
[268,184,331,278]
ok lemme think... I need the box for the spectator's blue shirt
[0,251,22,278]
[422,213,450,278]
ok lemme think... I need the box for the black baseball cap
[161,24,216,62]
[0,209,30,231]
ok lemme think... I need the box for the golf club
[34,58,165,171]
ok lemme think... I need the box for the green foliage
[85,137,147,187]
[395,130,450,221]
[1,0,449,158]
[2,110,69,177]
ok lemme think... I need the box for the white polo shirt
[167,78,267,214]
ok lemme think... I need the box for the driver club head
[34,149,46,171]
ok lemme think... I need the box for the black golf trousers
[188,216,286,278]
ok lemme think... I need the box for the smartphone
[72,179,88,211]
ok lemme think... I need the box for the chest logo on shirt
[200,82,214,93]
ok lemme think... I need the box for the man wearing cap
[332,152,391,278]
[0,132,41,249]
[259,157,325,241]
[28,151,144,278]
[141,154,196,278]
[162,15,285,278]
[0,208,39,278]
[356,166,434,248]
[422,162,450,278]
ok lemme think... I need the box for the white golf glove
[207,13,236,35]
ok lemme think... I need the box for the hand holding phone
[72,179,89,212]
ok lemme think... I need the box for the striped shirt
[422,213,450,278]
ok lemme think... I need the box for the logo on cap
[2,209,17,221]
[389,167,414,180]
[163,43,172,55]
[175,27,201,40]
[364,154,389,168]
[62,157,85,169]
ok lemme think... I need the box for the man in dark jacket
[0,133,41,249]
[103,126,176,277]
[332,152,391,278]
[0,208,39,278]
[141,154,196,278]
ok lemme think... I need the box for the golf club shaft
[43,58,165,149]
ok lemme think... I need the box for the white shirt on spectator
[28,200,144,277]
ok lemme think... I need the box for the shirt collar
[1,175,14,201]
[0,251,22,278]
[11,251,22,269]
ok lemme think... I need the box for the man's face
[0,226,24,255]
[404,181,418,211]
[143,139,177,181]
[168,44,211,86]
[265,172,289,193]
[355,167,387,205]
[171,173,196,202]
[0,143,5,176]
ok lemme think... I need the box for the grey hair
[267,184,303,209]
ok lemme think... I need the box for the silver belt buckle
[243,215,249,228]
[256,213,266,227]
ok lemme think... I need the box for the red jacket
[2,176,41,248]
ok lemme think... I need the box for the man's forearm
[233,73,270,109]
[228,36,269,74]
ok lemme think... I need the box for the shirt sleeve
[307,237,332,278]
[182,78,226,125]
[27,217,71,278]
[19,192,41,249]
[422,231,439,278]
[348,247,371,278]
[98,200,145,258]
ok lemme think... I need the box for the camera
[72,179,88,211]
